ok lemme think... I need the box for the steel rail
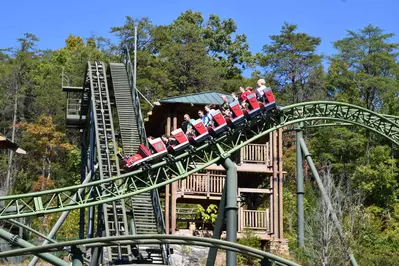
[1,101,399,220]
[0,235,301,266]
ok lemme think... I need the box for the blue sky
[1,0,398,60]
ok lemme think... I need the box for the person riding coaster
[118,137,167,170]
[119,89,278,171]
[207,109,228,136]
[225,100,246,127]
[188,119,210,144]
[168,128,190,154]
[243,92,261,118]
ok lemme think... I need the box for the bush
[237,229,262,266]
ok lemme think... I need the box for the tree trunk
[5,83,18,195]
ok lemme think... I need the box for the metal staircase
[87,61,133,264]
[109,57,169,265]
[109,63,141,155]
[130,191,166,264]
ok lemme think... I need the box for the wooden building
[145,91,285,245]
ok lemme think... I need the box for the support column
[299,138,358,266]
[71,245,84,266]
[166,115,171,136]
[222,157,238,266]
[171,112,178,234]
[173,115,178,133]
[269,132,274,235]
[296,125,304,248]
[278,128,284,240]
[272,131,278,238]
[206,187,227,266]
[79,144,87,240]
[165,184,170,234]
[29,165,98,266]
[0,229,69,266]
[171,182,177,233]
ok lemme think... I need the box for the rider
[255,79,266,100]
[198,110,211,126]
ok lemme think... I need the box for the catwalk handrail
[1,101,399,220]
[124,46,147,145]
[151,188,170,264]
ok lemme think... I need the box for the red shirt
[240,91,250,101]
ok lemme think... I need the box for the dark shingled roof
[0,135,26,154]
[160,91,233,105]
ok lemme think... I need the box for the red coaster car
[226,100,245,127]
[168,128,190,154]
[208,110,228,136]
[189,119,210,144]
[262,88,277,112]
[243,93,261,118]
[119,138,167,170]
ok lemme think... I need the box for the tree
[353,145,399,209]
[329,25,399,112]
[16,115,74,190]
[304,167,364,266]
[196,204,218,229]
[258,23,323,103]
[0,33,39,195]
[109,11,253,105]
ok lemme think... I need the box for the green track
[0,101,398,220]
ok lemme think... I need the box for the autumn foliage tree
[17,115,74,191]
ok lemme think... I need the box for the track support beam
[299,137,358,266]
[0,229,68,266]
[222,157,238,266]
[296,124,304,248]
[206,186,226,266]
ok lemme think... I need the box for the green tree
[110,11,253,105]
[329,25,399,112]
[353,145,399,209]
[14,115,74,192]
[258,23,323,103]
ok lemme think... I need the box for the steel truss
[0,101,399,220]
[0,235,300,266]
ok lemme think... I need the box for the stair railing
[124,46,147,146]
[151,189,170,264]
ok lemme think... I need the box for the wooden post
[171,181,177,233]
[240,146,243,165]
[278,128,284,240]
[206,172,210,198]
[166,115,171,136]
[173,115,177,133]
[165,184,170,234]
[238,188,242,232]
[181,179,185,197]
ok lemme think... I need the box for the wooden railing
[239,143,271,166]
[239,209,269,231]
[177,173,225,196]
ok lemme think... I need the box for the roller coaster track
[0,235,300,266]
[0,101,398,221]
